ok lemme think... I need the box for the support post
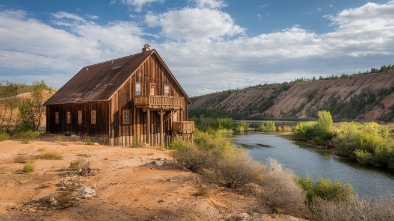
[158,110,165,146]
[147,109,150,145]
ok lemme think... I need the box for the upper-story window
[164,85,170,96]
[136,82,141,96]
[150,83,156,95]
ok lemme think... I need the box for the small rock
[78,186,97,199]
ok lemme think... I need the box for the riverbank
[0,135,306,221]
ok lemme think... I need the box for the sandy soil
[0,134,307,221]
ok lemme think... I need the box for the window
[66,111,71,124]
[136,82,141,96]
[78,111,82,125]
[164,85,170,96]
[173,113,178,122]
[150,83,156,95]
[55,112,59,124]
[123,109,130,124]
[91,110,96,125]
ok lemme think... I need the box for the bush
[260,159,308,216]
[235,121,249,132]
[69,158,90,176]
[218,150,264,188]
[293,111,334,145]
[35,152,63,160]
[296,175,356,203]
[23,162,35,173]
[14,154,33,163]
[0,133,8,141]
[333,122,394,167]
[84,138,93,145]
[260,121,276,132]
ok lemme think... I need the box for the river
[233,132,394,198]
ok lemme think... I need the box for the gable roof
[44,49,190,105]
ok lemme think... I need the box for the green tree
[18,81,50,131]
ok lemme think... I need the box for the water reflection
[233,132,394,198]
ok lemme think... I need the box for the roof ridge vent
[142,43,151,52]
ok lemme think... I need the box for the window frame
[122,109,130,124]
[91,110,96,125]
[135,82,141,96]
[55,112,59,124]
[164,85,170,96]
[78,110,82,125]
[66,111,71,124]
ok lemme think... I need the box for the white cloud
[51,11,86,22]
[121,0,164,12]
[145,8,245,40]
[195,0,226,9]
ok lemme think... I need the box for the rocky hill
[189,71,394,122]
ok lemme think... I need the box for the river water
[233,132,394,198]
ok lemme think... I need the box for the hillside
[189,71,394,122]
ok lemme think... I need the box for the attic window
[164,85,170,96]
[112,66,122,70]
[136,82,141,96]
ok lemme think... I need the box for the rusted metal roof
[44,50,190,105]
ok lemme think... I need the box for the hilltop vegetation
[190,69,394,122]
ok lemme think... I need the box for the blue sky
[0,0,393,96]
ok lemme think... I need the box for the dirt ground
[0,134,306,221]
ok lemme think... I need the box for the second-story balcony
[134,95,185,110]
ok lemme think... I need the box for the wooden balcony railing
[173,121,195,134]
[134,95,185,110]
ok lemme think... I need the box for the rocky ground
[0,134,307,221]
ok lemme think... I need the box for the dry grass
[13,154,34,163]
[35,152,63,160]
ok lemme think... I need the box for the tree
[0,81,21,132]
[18,81,50,131]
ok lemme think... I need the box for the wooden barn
[44,45,194,146]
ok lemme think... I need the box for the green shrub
[235,121,249,132]
[0,133,8,141]
[84,138,93,145]
[296,175,355,203]
[293,121,317,141]
[23,162,35,173]
[333,122,394,167]
[217,118,234,130]
[260,121,276,132]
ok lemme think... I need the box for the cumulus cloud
[145,8,245,40]
[121,0,164,12]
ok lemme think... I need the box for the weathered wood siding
[46,101,109,142]
[109,54,188,146]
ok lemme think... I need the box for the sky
[0,0,393,96]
